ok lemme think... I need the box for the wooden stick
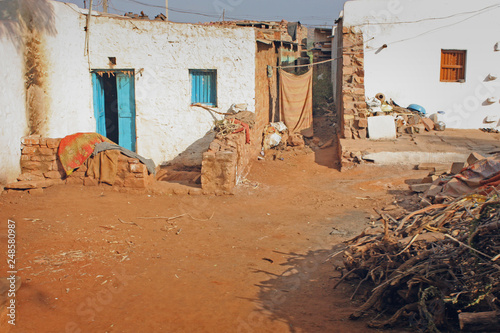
[138,214,187,220]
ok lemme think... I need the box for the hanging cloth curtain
[279,68,313,134]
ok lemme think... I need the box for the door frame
[91,69,137,152]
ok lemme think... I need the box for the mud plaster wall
[24,1,257,167]
[255,42,276,144]
[0,15,27,184]
[24,16,49,136]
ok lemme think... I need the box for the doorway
[92,70,137,152]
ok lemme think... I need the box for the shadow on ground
[237,244,379,333]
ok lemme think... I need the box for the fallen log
[459,311,500,332]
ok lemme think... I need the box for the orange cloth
[279,69,313,133]
[58,133,113,176]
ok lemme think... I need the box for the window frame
[189,69,217,107]
[440,49,467,83]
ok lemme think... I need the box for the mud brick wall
[340,26,368,140]
[19,135,153,189]
[201,132,252,194]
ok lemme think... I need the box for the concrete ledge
[363,152,468,165]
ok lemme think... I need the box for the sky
[56,0,346,27]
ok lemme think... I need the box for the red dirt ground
[0,144,427,332]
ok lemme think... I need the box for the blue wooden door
[92,73,106,136]
[116,72,137,152]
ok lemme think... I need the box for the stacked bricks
[19,135,153,189]
[340,26,368,140]
[20,135,64,180]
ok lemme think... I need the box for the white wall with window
[0,0,257,184]
[339,0,500,129]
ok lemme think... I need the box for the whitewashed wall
[45,2,256,166]
[0,17,26,184]
[0,0,256,184]
[342,0,500,129]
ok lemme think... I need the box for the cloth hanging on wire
[279,68,313,134]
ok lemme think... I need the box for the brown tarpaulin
[86,150,120,185]
[279,69,313,133]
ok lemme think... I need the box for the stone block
[128,158,140,164]
[451,162,466,175]
[421,118,435,131]
[38,147,55,156]
[21,136,40,146]
[410,183,432,193]
[39,138,47,147]
[22,147,38,155]
[17,173,45,182]
[30,155,42,162]
[46,138,60,149]
[407,115,421,126]
[5,179,62,190]
[425,185,443,198]
[343,66,354,75]
[343,55,351,66]
[358,128,367,139]
[44,170,64,179]
[124,176,146,188]
[467,152,485,166]
[130,163,146,173]
[353,88,365,95]
[421,175,439,184]
[41,155,56,162]
[20,160,44,172]
[357,118,368,128]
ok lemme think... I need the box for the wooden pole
[165,0,168,20]
[102,0,108,12]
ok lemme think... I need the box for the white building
[335,0,500,133]
[0,0,257,184]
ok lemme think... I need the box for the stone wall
[11,135,153,191]
[201,131,252,194]
[340,26,368,140]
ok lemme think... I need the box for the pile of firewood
[338,192,500,332]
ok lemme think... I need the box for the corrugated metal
[190,69,217,106]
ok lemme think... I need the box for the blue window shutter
[190,70,216,106]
